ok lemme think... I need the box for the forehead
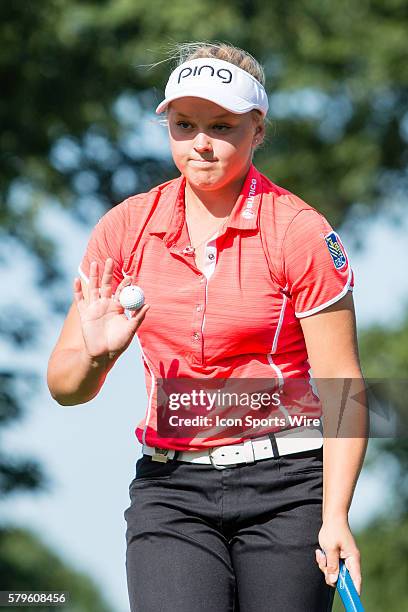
[168,97,241,120]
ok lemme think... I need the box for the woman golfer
[48,42,367,611]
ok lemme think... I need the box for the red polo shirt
[78,164,354,451]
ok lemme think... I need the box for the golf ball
[119,285,145,310]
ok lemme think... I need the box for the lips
[189,159,216,163]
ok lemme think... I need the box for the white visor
[155,57,269,117]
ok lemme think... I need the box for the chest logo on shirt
[325,232,347,269]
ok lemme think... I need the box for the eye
[176,121,192,129]
[213,124,231,132]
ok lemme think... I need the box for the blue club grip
[336,559,364,611]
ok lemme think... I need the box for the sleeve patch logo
[325,232,347,269]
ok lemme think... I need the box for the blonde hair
[168,41,266,87]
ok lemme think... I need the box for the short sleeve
[78,201,129,293]
[283,209,354,318]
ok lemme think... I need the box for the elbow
[46,365,66,406]
[47,380,75,406]
[48,388,93,407]
[46,367,83,407]
[311,368,364,380]
[49,390,78,407]
[46,348,103,406]
[47,379,98,407]
[308,354,364,380]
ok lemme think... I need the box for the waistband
[142,426,323,470]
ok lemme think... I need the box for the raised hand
[73,258,150,360]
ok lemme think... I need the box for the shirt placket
[190,272,207,365]
[167,231,221,366]
[166,232,205,365]
[193,236,219,364]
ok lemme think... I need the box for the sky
[1,174,407,612]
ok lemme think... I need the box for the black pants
[124,446,335,612]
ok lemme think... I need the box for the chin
[186,172,225,190]
[183,165,233,188]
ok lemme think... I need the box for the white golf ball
[119,285,145,311]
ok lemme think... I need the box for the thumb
[127,304,150,330]
[344,554,362,595]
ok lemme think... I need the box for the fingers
[113,274,132,303]
[75,260,149,330]
[73,277,84,310]
[100,258,114,299]
[86,259,116,303]
[315,548,339,587]
[315,549,328,579]
[315,548,362,595]
[88,261,101,303]
[325,548,340,585]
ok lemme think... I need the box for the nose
[193,132,213,153]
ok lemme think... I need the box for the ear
[251,111,265,148]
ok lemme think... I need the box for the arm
[300,290,368,594]
[47,259,149,406]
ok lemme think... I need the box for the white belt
[142,426,323,470]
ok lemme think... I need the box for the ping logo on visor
[155,57,269,116]
[325,232,347,270]
[177,64,233,84]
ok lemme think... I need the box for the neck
[184,164,252,218]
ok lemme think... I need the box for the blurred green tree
[329,321,408,610]
[331,516,408,612]
[358,316,408,517]
[0,526,115,612]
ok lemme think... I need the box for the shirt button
[192,332,200,341]
[208,253,215,260]
[196,304,203,312]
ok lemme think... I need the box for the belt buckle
[208,447,232,470]
[209,440,256,469]
[152,447,170,463]
[209,446,238,470]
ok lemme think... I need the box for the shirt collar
[225,164,263,230]
[147,175,185,240]
[148,164,263,241]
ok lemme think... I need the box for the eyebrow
[173,111,234,120]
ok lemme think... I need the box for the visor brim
[155,90,266,116]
